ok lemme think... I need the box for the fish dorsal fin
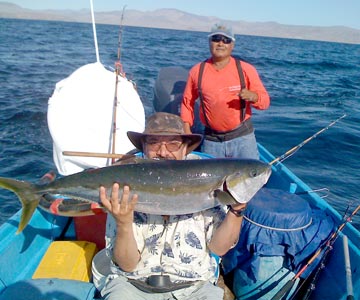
[113,155,158,165]
[113,154,140,165]
[38,171,57,185]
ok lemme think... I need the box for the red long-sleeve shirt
[181,57,270,132]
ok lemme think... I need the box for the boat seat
[0,278,98,300]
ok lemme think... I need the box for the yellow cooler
[32,241,98,282]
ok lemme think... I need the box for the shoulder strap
[198,61,212,128]
[235,59,246,89]
[235,59,246,122]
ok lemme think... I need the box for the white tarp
[48,62,145,175]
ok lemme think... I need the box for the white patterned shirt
[105,206,226,284]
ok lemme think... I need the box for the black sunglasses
[210,34,233,44]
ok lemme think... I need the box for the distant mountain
[1,2,359,44]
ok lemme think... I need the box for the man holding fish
[0,112,270,298]
[99,112,251,300]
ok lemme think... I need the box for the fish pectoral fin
[213,189,238,205]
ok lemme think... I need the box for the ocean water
[0,18,359,229]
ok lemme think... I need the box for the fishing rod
[298,208,359,300]
[111,6,127,165]
[116,5,126,75]
[269,114,347,166]
[271,204,360,300]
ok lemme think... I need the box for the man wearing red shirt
[181,24,270,158]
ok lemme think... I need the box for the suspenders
[197,58,246,129]
[197,61,211,128]
[235,59,247,122]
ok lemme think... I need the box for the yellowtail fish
[0,158,271,233]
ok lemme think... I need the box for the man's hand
[239,89,258,103]
[100,183,138,226]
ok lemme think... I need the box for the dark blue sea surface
[0,18,359,228]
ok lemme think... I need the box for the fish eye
[249,169,259,178]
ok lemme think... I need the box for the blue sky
[7,0,360,29]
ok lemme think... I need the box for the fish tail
[0,177,40,234]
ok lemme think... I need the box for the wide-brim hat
[127,112,203,154]
[208,23,235,42]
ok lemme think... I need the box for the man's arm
[242,62,270,110]
[180,66,199,129]
[100,184,140,272]
[208,204,246,256]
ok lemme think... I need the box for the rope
[243,216,313,232]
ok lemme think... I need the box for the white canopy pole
[90,0,100,62]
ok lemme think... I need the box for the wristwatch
[227,205,247,217]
